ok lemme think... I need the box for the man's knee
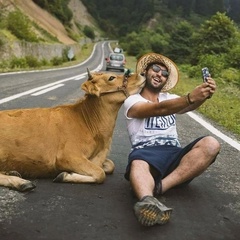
[203,136,221,154]
[198,136,220,164]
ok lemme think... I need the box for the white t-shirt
[124,92,181,150]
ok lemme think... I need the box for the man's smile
[152,77,162,85]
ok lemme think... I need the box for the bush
[10,57,28,69]
[0,57,51,71]
[25,55,40,68]
[0,37,4,48]
[219,68,240,86]
[226,44,240,68]
[187,65,200,78]
[7,10,38,42]
[0,60,10,70]
[51,56,63,66]
[40,58,49,66]
[197,54,226,78]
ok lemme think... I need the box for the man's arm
[178,78,216,114]
[127,78,216,118]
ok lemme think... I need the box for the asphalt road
[0,41,239,240]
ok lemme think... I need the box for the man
[123,53,220,227]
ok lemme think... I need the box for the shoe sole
[134,201,172,226]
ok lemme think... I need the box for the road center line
[0,74,86,104]
[0,41,104,104]
[31,84,65,96]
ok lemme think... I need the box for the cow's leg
[54,156,106,184]
[0,172,36,192]
[53,172,105,183]
[1,170,22,177]
[102,159,115,174]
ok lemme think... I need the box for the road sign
[67,48,74,60]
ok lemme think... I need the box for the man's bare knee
[203,136,221,154]
[195,136,220,152]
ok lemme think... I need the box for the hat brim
[136,53,179,92]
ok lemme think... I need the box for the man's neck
[140,88,160,102]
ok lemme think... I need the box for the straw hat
[136,53,179,92]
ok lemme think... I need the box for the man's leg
[129,160,154,200]
[129,160,172,226]
[161,136,220,193]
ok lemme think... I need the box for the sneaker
[134,196,172,226]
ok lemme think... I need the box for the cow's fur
[0,71,145,191]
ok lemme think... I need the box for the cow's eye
[108,76,116,81]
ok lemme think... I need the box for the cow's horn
[87,68,93,80]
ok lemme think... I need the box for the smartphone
[202,67,210,82]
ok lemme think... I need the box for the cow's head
[81,69,145,98]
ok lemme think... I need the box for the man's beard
[145,77,165,93]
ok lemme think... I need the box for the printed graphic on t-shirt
[132,137,181,150]
[145,115,176,130]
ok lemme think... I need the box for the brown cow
[0,70,145,192]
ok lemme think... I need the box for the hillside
[0,0,99,44]
[14,0,75,44]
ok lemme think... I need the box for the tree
[121,30,152,58]
[166,21,194,63]
[83,26,95,40]
[150,33,169,55]
[191,12,238,63]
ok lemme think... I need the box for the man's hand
[189,77,216,102]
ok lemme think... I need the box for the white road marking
[187,112,240,151]
[74,76,84,80]
[0,74,86,104]
[0,41,105,103]
[0,84,55,104]
[31,84,65,96]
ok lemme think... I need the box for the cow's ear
[81,82,101,97]
[81,82,88,93]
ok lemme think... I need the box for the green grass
[125,56,137,72]
[0,29,18,41]
[125,56,240,139]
